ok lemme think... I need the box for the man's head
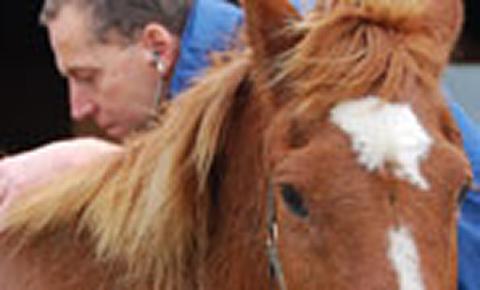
[41,0,192,140]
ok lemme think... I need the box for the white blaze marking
[330,96,432,190]
[388,227,426,290]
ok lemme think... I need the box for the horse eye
[280,184,309,218]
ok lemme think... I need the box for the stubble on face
[46,4,161,140]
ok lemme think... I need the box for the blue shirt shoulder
[169,0,318,97]
[169,0,243,96]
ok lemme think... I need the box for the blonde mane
[2,51,251,289]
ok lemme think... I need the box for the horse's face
[267,111,470,290]
[243,0,469,289]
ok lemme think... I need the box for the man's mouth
[105,125,127,140]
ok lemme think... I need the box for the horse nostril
[280,184,309,218]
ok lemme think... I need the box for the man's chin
[105,126,128,141]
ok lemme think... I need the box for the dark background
[0,0,70,154]
[0,0,479,154]
[455,0,480,62]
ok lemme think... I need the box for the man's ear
[243,0,301,63]
[140,23,179,73]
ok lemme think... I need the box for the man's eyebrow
[65,66,98,77]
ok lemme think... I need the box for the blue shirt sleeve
[169,0,319,97]
[169,0,243,97]
[448,99,480,290]
[449,100,480,181]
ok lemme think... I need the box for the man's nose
[69,82,96,121]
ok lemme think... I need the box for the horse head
[243,0,471,289]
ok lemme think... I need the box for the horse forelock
[270,0,457,118]
[2,50,252,290]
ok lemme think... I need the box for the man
[0,0,243,197]
[0,0,315,194]
[42,0,242,140]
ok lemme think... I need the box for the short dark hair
[40,0,192,42]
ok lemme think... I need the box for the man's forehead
[47,4,100,72]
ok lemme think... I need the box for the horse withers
[0,0,470,289]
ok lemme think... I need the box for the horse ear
[429,0,464,46]
[243,0,301,61]
[445,0,464,43]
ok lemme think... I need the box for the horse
[0,0,470,289]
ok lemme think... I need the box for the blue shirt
[169,0,243,96]
[450,100,480,290]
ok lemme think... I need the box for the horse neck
[202,86,273,290]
